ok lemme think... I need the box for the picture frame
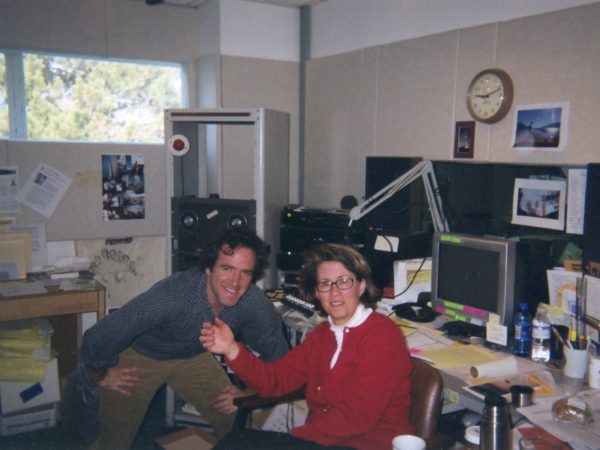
[453,121,475,159]
[511,102,569,151]
[511,178,566,231]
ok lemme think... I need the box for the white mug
[563,346,589,379]
[392,434,426,450]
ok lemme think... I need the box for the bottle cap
[465,425,480,444]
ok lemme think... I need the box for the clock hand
[475,88,501,99]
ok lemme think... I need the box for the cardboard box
[0,402,58,436]
[0,358,60,415]
[155,427,217,450]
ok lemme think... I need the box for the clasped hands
[200,317,241,361]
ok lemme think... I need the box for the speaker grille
[171,197,256,272]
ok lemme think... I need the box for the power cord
[394,255,428,299]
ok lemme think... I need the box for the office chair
[233,357,444,445]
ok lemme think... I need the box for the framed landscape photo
[453,121,475,159]
[511,102,569,151]
[511,178,566,230]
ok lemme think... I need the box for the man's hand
[200,317,240,360]
[97,366,143,397]
[211,384,247,415]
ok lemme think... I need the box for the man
[79,229,289,450]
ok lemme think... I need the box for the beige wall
[304,3,600,208]
[0,0,201,63]
[220,55,300,202]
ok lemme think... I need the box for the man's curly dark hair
[198,228,270,282]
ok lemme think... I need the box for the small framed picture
[511,178,566,231]
[511,102,569,151]
[453,121,475,159]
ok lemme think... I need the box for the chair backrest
[408,358,443,442]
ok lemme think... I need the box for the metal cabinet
[164,108,290,288]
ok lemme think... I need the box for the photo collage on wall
[101,154,145,221]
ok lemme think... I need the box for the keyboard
[281,292,316,317]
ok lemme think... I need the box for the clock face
[466,69,513,124]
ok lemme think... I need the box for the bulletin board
[4,140,167,241]
[75,236,166,309]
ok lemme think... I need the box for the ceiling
[138,0,323,8]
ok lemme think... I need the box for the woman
[200,243,413,450]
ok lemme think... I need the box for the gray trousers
[91,348,234,450]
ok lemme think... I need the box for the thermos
[480,393,511,450]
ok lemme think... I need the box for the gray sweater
[78,268,289,369]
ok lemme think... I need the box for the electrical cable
[393,255,428,299]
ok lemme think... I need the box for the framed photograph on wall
[453,121,475,159]
[511,102,569,151]
[511,178,566,230]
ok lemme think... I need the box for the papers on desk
[401,320,454,362]
[518,390,600,450]
[0,280,47,297]
[463,369,559,403]
[547,267,581,315]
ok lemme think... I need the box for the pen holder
[563,346,589,379]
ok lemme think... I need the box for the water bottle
[531,306,551,363]
[480,393,511,450]
[512,302,532,357]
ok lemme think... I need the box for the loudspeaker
[171,196,256,272]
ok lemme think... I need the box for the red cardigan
[226,312,413,450]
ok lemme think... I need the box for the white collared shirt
[328,304,373,368]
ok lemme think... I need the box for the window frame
[0,49,188,142]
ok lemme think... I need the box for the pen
[552,325,572,349]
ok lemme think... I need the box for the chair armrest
[234,387,306,410]
[232,386,306,430]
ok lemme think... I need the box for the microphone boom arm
[348,160,449,233]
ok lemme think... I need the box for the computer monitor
[431,232,522,327]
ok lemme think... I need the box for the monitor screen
[431,232,519,327]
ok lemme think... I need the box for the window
[0,53,7,138]
[2,51,186,143]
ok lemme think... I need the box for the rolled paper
[469,355,518,379]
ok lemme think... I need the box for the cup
[519,436,560,449]
[563,345,589,379]
[392,434,426,450]
[510,384,534,408]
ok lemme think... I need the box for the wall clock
[466,68,514,124]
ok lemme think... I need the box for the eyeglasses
[316,277,356,292]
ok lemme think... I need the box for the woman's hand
[200,317,240,360]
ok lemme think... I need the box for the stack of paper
[0,318,53,382]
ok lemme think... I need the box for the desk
[0,282,106,377]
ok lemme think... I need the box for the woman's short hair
[299,243,380,309]
[198,228,270,282]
